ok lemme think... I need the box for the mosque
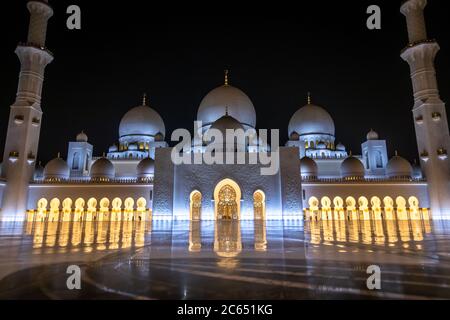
[0,0,449,223]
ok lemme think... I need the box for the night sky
[1,0,449,165]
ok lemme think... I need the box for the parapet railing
[32,178,154,185]
[302,177,427,183]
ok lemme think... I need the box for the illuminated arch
[36,198,48,222]
[358,196,370,220]
[124,197,134,221]
[308,196,319,211]
[320,196,332,220]
[371,196,382,220]
[214,178,241,220]
[136,197,147,221]
[396,196,408,221]
[190,190,202,221]
[333,196,345,220]
[111,197,122,221]
[345,196,357,220]
[49,198,60,222]
[383,196,395,220]
[408,196,421,220]
[62,198,73,222]
[99,197,110,221]
[86,197,97,221]
[73,198,85,221]
[253,190,266,220]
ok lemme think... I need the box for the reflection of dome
[91,158,115,180]
[76,131,88,142]
[336,142,346,151]
[119,99,165,138]
[300,157,318,178]
[44,157,70,180]
[340,156,364,179]
[288,102,335,137]
[387,154,412,178]
[136,158,155,179]
[197,83,256,128]
[367,129,379,140]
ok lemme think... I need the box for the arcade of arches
[306,195,430,221]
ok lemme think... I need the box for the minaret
[1,0,54,221]
[400,0,450,219]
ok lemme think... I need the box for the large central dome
[288,102,335,137]
[119,100,165,138]
[197,79,256,129]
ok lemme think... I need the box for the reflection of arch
[214,179,241,220]
[190,190,202,221]
[253,190,266,220]
[62,198,73,222]
[49,198,60,222]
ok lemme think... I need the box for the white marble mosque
[0,0,449,224]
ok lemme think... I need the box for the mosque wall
[109,159,140,178]
[0,182,5,208]
[152,148,175,219]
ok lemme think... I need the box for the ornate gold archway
[253,190,266,220]
[190,190,202,221]
[214,179,241,220]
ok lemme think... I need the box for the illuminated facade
[0,0,449,223]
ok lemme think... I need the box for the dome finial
[307,92,312,105]
[395,150,399,156]
[224,69,229,86]
[142,93,148,106]
[225,106,229,116]
[57,152,61,158]
[349,150,353,157]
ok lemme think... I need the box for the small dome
[340,156,364,179]
[300,157,318,178]
[367,129,379,141]
[317,142,327,149]
[34,162,44,180]
[109,144,118,152]
[288,102,335,137]
[336,142,346,151]
[128,143,138,151]
[119,100,165,138]
[76,131,88,142]
[155,132,164,142]
[197,84,256,129]
[386,154,412,178]
[44,157,70,180]
[136,157,155,179]
[289,131,300,141]
[209,114,244,135]
[90,158,115,180]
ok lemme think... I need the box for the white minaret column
[400,0,450,219]
[1,0,53,221]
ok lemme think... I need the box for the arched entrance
[253,190,265,220]
[190,190,202,221]
[214,178,241,220]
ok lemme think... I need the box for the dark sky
[1,0,449,165]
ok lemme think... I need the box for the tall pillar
[1,1,53,221]
[400,0,450,219]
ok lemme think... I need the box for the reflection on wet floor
[25,220,150,253]
[1,217,449,299]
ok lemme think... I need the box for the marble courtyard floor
[0,219,450,299]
